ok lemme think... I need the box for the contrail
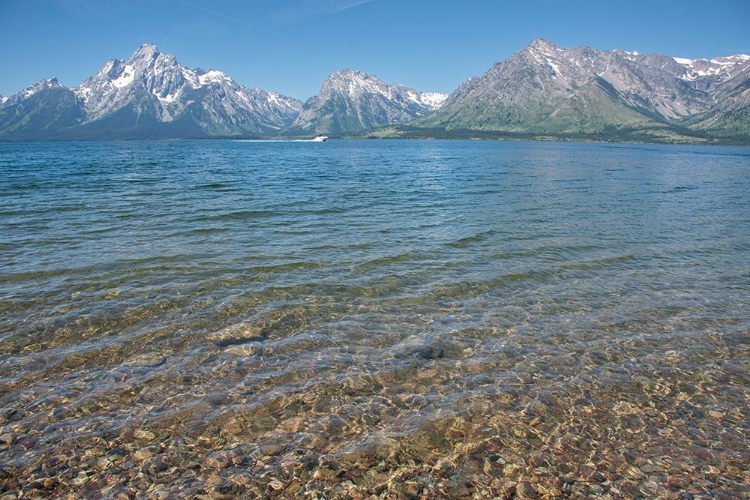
[178,0,283,37]
[272,0,376,25]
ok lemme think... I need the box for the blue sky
[1,0,748,100]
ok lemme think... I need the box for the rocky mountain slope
[1,40,748,142]
[287,69,447,135]
[0,45,303,140]
[415,39,750,142]
[0,79,85,139]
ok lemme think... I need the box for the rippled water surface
[1,140,749,498]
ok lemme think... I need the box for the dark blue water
[1,140,749,497]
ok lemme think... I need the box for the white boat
[312,135,329,142]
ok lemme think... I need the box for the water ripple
[1,140,749,497]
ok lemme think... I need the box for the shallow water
[1,139,749,498]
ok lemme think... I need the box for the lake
[1,139,749,498]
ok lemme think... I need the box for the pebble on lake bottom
[1,355,748,500]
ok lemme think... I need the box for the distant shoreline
[2,133,748,146]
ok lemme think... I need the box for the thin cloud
[271,0,376,26]
[178,0,283,37]
[53,0,150,17]
[52,0,96,17]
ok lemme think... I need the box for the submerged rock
[122,352,166,367]
[416,346,445,360]
[207,323,267,347]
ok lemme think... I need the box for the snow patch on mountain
[198,70,231,86]
[8,39,743,141]
[417,92,448,110]
[158,90,180,104]
[18,78,63,99]
[0,44,302,137]
[673,54,750,81]
[289,69,447,134]
[425,39,750,135]
[112,65,135,88]
[69,44,303,131]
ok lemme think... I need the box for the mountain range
[0,44,303,140]
[1,40,748,143]
[413,39,750,143]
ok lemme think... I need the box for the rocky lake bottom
[1,140,748,498]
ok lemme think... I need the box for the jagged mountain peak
[0,77,85,138]
[0,78,67,110]
[521,39,577,70]
[1,43,303,139]
[672,53,750,82]
[27,77,64,93]
[320,69,387,97]
[3,39,746,142]
[109,44,178,84]
[419,40,750,140]
[289,69,446,135]
[329,68,368,79]
[74,44,263,119]
[319,69,446,108]
[133,43,160,59]
[526,38,564,53]
[132,46,181,74]
[27,77,61,89]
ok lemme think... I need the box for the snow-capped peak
[0,78,67,111]
[674,53,750,66]
[672,53,750,80]
[64,43,304,132]
[614,50,642,63]
[319,69,447,111]
[198,70,231,86]
[75,45,240,114]
[21,78,63,98]
[325,69,378,93]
